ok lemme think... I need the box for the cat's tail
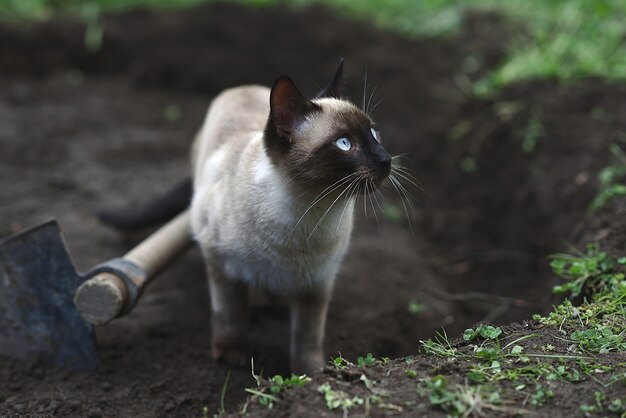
[97,178,193,231]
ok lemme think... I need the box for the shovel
[0,210,192,371]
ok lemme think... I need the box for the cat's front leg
[208,268,250,367]
[289,287,331,374]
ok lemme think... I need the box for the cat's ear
[270,76,319,140]
[316,58,344,99]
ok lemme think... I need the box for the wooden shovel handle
[74,210,193,325]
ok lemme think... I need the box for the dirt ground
[1,3,625,417]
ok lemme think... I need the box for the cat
[101,60,392,374]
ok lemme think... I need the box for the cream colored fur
[191,86,356,294]
[190,86,358,373]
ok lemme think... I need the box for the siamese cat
[101,61,392,374]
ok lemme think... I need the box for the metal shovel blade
[0,220,97,370]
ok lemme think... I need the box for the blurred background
[1,0,626,416]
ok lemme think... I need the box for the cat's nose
[378,152,391,166]
[376,150,391,175]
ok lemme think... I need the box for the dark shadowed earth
[1,3,625,417]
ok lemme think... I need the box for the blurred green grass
[2,0,625,95]
[0,0,205,19]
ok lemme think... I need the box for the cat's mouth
[371,150,392,186]
[356,167,391,193]
[369,157,392,183]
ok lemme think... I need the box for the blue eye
[335,137,352,151]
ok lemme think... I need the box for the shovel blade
[0,220,97,370]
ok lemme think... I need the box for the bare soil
[1,3,625,417]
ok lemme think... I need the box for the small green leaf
[467,370,486,383]
[479,325,502,340]
[476,347,498,360]
[357,353,375,367]
[463,327,480,341]
[431,375,447,389]
[408,301,426,314]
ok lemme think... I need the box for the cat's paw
[212,340,250,367]
[290,351,325,375]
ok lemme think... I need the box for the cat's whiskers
[384,157,424,235]
[391,153,411,160]
[395,177,418,211]
[392,170,423,194]
[366,179,380,230]
[370,180,386,213]
[391,171,419,235]
[362,65,368,112]
[358,180,368,224]
[335,175,363,235]
[391,158,424,192]
[390,165,420,203]
[304,172,359,210]
[291,172,359,233]
[365,85,378,116]
[368,96,386,116]
[308,174,364,241]
[388,174,414,235]
[292,173,359,231]
[283,171,304,187]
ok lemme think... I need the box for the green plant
[318,382,365,413]
[473,1,626,96]
[268,374,312,392]
[580,391,626,416]
[417,375,516,417]
[219,369,231,415]
[357,353,376,367]
[590,144,626,211]
[475,347,501,362]
[537,244,626,364]
[424,245,626,416]
[9,0,626,95]
[244,359,311,410]
[0,0,208,20]
[243,388,278,410]
[520,106,545,154]
[571,326,626,354]
[608,398,626,415]
[420,330,459,358]
[332,353,351,369]
[545,365,581,382]
[408,300,426,314]
[463,324,503,341]
[549,243,624,297]
[530,384,554,406]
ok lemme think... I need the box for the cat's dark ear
[316,58,344,99]
[270,76,319,140]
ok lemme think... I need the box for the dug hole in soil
[1,3,626,417]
